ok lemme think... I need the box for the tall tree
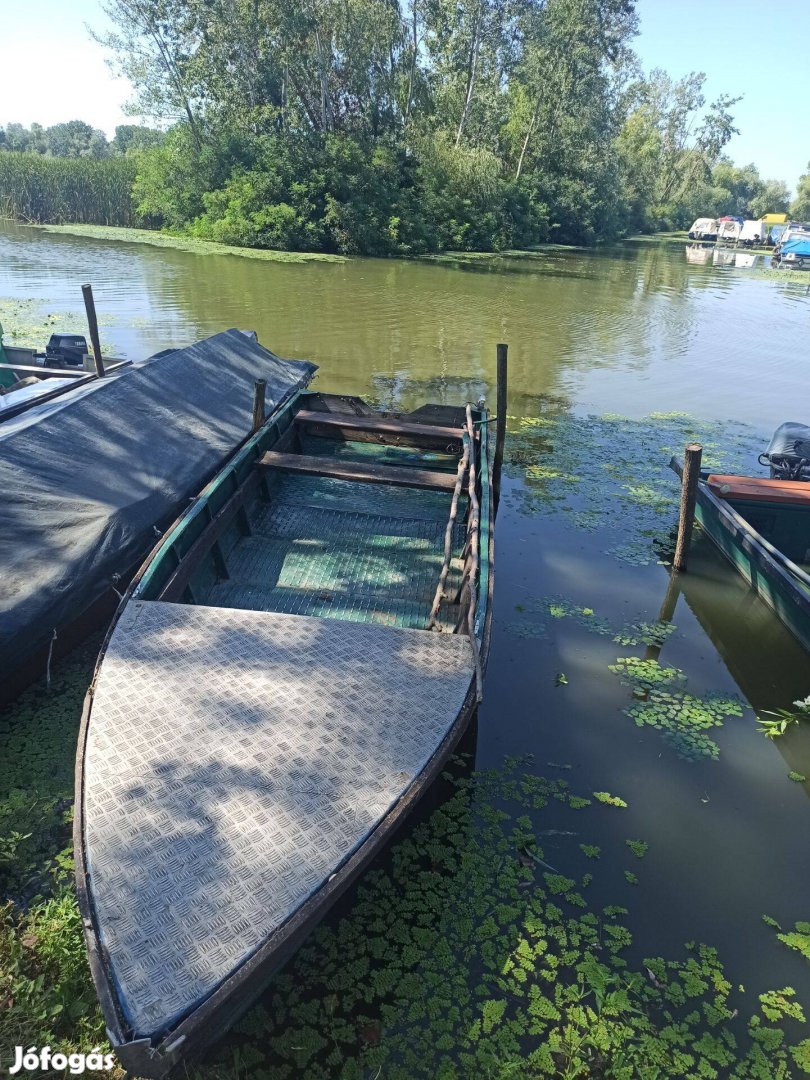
[791,164,810,221]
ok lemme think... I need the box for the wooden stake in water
[673,443,703,572]
[81,284,105,378]
[252,378,267,432]
[493,342,508,515]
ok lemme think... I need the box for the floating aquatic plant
[764,917,810,962]
[626,839,648,859]
[613,620,677,647]
[789,772,807,783]
[757,696,810,739]
[505,407,758,566]
[610,657,744,761]
[193,762,809,1078]
[593,791,628,808]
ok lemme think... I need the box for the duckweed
[196,762,808,1078]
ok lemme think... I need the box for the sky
[1,0,807,191]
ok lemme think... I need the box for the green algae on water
[505,407,758,566]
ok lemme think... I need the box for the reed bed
[0,153,136,226]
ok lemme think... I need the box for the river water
[2,221,810,1069]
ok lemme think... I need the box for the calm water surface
[3,221,810,1047]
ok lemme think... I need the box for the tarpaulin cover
[781,236,810,257]
[0,330,316,682]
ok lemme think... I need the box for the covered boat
[75,380,494,1075]
[773,234,810,268]
[0,330,314,701]
[688,217,719,241]
[671,423,810,653]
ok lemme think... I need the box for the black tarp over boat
[0,330,315,697]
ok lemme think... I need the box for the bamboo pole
[252,379,267,432]
[493,342,508,515]
[81,284,105,378]
[673,443,703,572]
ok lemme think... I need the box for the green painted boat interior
[728,497,810,572]
[135,393,489,635]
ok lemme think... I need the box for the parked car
[688,217,719,241]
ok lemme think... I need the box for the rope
[428,427,471,630]
[463,404,484,702]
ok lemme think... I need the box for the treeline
[1,0,806,253]
[0,121,164,159]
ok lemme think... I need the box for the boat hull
[694,483,810,653]
[75,390,495,1076]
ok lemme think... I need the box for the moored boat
[670,422,810,653]
[75,377,495,1075]
[0,329,312,702]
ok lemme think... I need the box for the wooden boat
[670,459,810,653]
[75,385,494,1076]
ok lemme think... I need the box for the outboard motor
[759,422,810,480]
[44,333,89,368]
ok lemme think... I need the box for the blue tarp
[781,236,810,257]
[0,330,316,686]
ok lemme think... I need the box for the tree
[616,70,740,229]
[791,164,810,222]
[44,121,109,157]
[750,177,790,218]
[111,124,165,154]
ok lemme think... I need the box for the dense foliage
[0,0,804,252]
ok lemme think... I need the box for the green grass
[27,223,348,263]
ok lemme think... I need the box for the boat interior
[707,473,810,569]
[137,392,487,633]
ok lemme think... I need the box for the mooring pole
[493,342,508,515]
[252,378,267,432]
[81,284,105,378]
[673,443,703,572]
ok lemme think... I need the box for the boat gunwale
[669,457,810,649]
[75,393,495,1076]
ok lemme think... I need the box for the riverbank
[23,223,348,264]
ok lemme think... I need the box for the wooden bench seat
[294,408,463,446]
[258,450,458,492]
[707,474,810,506]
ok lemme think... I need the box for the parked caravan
[688,217,719,241]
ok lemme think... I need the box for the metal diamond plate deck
[83,601,474,1038]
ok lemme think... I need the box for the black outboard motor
[759,422,810,480]
[44,333,89,368]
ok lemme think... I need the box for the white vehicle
[688,217,719,240]
[739,220,764,247]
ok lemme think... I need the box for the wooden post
[673,443,703,572]
[252,378,267,432]
[81,284,105,378]
[493,342,508,515]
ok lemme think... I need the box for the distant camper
[688,217,719,241]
